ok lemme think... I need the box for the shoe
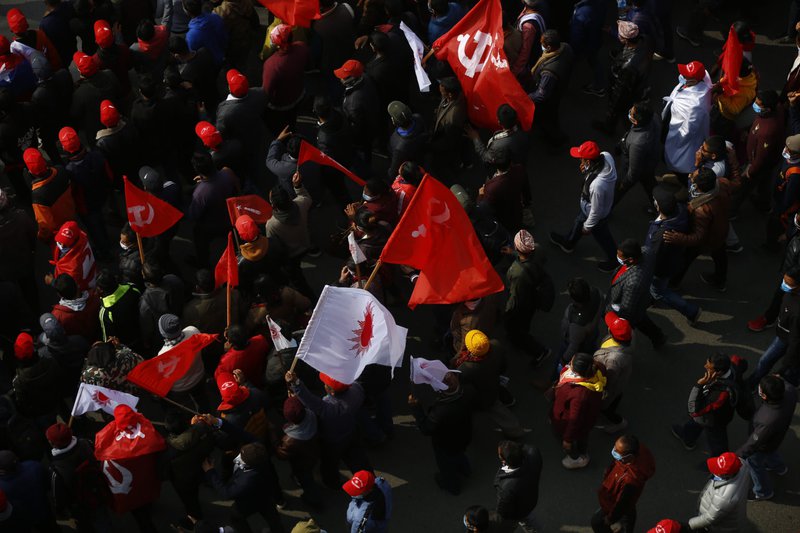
[582,84,606,97]
[653,52,676,63]
[748,491,775,502]
[597,260,618,273]
[767,465,789,476]
[700,272,726,292]
[689,307,702,327]
[562,454,590,469]
[596,418,629,434]
[676,27,701,47]
[747,315,775,332]
[671,424,697,450]
[549,232,575,253]
[726,242,744,254]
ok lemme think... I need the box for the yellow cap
[464,330,490,357]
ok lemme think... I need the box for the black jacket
[70,70,120,146]
[317,109,354,166]
[388,114,427,179]
[473,127,529,166]
[411,386,474,453]
[781,229,800,274]
[13,356,62,417]
[99,283,142,348]
[777,291,800,377]
[206,463,279,516]
[607,263,650,322]
[620,114,661,186]
[609,43,651,113]
[494,445,543,520]
[167,423,215,490]
[642,205,690,278]
[48,438,96,512]
[342,77,381,148]
[215,89,267,156]
[96,121,141,181]
[736,381,797,456]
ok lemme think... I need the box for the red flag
[226,195,272,225]
[719,26,743,97]
[433,0,535,131]
[123,177,183,237]
[380,174,504,309]
[126,333,217,396]
[256,0,320,27]
[298,140,365,186]
[214,232,239,289]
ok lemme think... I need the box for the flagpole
[159,395,200,416]
[362,260,382,291]
[67,415,75,428]
[135,231,145,267]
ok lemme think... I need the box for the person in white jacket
[662,61,712,175]
[550,141,619,272]
[687,452,751,533]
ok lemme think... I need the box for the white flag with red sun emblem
[71,383,140,417]
[296,285,407,384]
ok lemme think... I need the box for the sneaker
[670,424,697,450]
[562,454,590,469]
[700,272,726,292]
[597,260,618,273]
[767,465,789,476]
[748,491,775,502]
[653,52,676,63]
[596,418,629,434]
[747,316,775,332]
[549,232,575,253]
[582,84,606,97]
[689,307,702,327]
[676,27,701,47]
[726,242,744,254]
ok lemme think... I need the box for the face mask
[678,74,687,85]
[712,475,724,481]
[617,256,625,265]
[784,148,796,162]
[628,113,636,124]
[120,240,133,251]
[464,300,480,310]
[56,242,68,253]
[362,193,377,202]
[541,44,547,53]
[611,449,624,461]
[752,102,763,114]
[781,280,795,293]
[688,182,700,198]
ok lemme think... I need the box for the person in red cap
[550,140,619,272]
[663,61,712,174]
[343,470,392,532]
[592,435,655,533]
[261,24,309,132]
[686,452,750,532]
[195,120,243,173]
[0,34,38,99]
[93,19,133,95]
[275,396,322,507]
[96,99,141,182]
[70,53,121,146]
[7,7,62,69]
[11,331,62,418]
[129,19,169,66]
[215,324,270,388]
[592,311,633,434]
[46,220,97,292]
[215,372,270,442]
[646,519,683,533]
[25,146,77,242]
[336,58,381,166]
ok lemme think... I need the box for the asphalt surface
[2,0,800,532]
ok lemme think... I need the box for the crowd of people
[0,0,799,532]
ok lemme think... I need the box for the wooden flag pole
[362,260,382,291]
[160,395,200,416]
[135,232,146,266]
[67,415,75,428]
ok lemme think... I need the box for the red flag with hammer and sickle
[123,177,183,237]
[226,195,273,225]
[126,333,217,396]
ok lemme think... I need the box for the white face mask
[120,240,133,251]
[56,242,69,253]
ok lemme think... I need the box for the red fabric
[214,232,239,289]
[58,127,81,153]
[7,9,28,34]
[73,51,99,77]
[551,371,604,441]
[136,25,168,60]
[95,406,166,461]
[433,0,534,131]
[14,332,34,360]
[94,20,114,49]
[101,455,161,514]
[690,390,730,417]
[51,294,101,341]
[598,445,656,515]
[611,264,628,284]
[256,0,320,28]
[195,120,222,149]
[380,174,504,309]
[51,227,96,292]
[123,177,183,237]
[226,195,273,225]
[24,147,47,175]
[298,140,365,186]
[215,334,270,388]
[125,333,217,396]
[100,100,120,127]
[720,26,743,97]
[391,178,417,216]
[235,214,259,241]
[226,69,248,97]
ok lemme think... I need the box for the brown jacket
[670,178,732,252]
[450,295,499,354]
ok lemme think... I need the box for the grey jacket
[688,462,751,532]
[620,114,661,185]
[580,152,617,229]
[736,381,797,457]
[593,340,632,406]
[607,263,650,322]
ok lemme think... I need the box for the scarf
[557,367,607,392]
[530,43,562,78]
[59,290,89,311]
[689,181,720,210]
[452,349,485,368]
[51,437,78,457]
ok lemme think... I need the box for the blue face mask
[362,193,377,202]
[712,475,724,481]
[541,44,548,53]
[678,74,687,85]
[611,449,624,461]
[616,256,625,265]
[781,280,795,293]
[752,102,763,114]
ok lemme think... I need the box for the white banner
[400,21,431,93]
[71,383,139,417]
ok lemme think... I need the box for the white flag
[347,232,367,264]
[296,285,407,384]
[71,383,139,417]
[410,356,458,391]
[267,315,293,351]
[399,21,431,93]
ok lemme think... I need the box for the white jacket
[663,73,712,174]
[688,462,751,532]
[579,152,617,229]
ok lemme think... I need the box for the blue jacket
[346,477,392,533]
[570,0,606,56]
[643,205,689,278]
[186,13,228,65]
[427,3,465,43]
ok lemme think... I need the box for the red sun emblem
[349,303,375,357]
[92,391,110,406]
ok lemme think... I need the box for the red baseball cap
[569,141,601,160]
[195,120,222,149]
[270,24,293,48]
[100,100,120,127]
[7,8,29,34]
[319,372,350,393]
[707,452,741,477]
[216,373,251,410]
[605,311,632,342]
[58,127,81,153]
[13,332,34,361]
[55,221,80,247]
[334,59,364,80]
[23,147,48,176]
[342,470,375,497]
[94,20,114,49]
[678,61,705,81]
[647,519,682,533]
[73,51,99,77]
[235,215,259,242]
[226,69,248,98]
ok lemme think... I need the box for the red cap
[334,59,364,80]
[45,423,73,448]
[226,69,248,98]
[58,126,81,153]
[55,221,80,247]
[216,372,251,410]
[73,51,99,77]
[23,147,48,176]
[342,470,375,497]
[7,8,29,34]
[13,332,34,360]
[707,452,741,477]
[648,520,682,533]
[195,120,222,149]
[235,214,259,242]
[605,311,632,342]
[569,141,601,160]
[270,24,293,48]
[94,20,114,49]
[678,61,705,81]
[100,100,120,127]
[0,35,9,55]
[319,372,350,393]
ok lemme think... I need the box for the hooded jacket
[494,444,543,520]
[30,166,76,241]
[551,363,607,441]
[186,12,228,66]
[346,476,392,533]
[688,461,751,532]
[580,152,617,229]
[51,291,101,341]
[99,283,141,347]
[51,230,96,291]
[736,382,797,457]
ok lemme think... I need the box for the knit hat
[513,229,535,254]
[617,20,639,39]
[291,519,321,533]
[13,332,34,360]
[240,442,268,467]
[7,8,28,34]
[334,59,364,80]
[571,352,594,377]
[94,20,114,49]
[342,470,375,497]
[319,372,350,393]
[0,488,10,520]
[283,396,306,424]
[786,134,800,153]
[226,69,248,98]
[216,373,250,410]
[100,100,120,127]
[270,24,293,48]
[677,61,705,81]
[605,311,632,342]
[387,101,412,123]
[648,520,682,533]
[569,141,601,160]
[40,313,66,344]
[73,51,99,77]
[158,313,182,340]
[46,422,73,449]
[194,120,222,149]
[55,220,80,248]
[58,127,81,154]
[464,330,490,357]
[707,452,741,477]
[23,147,47,176]
[235,215,259,242]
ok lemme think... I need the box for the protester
[342,470,392,533]
[685,452,751,532]
[492,440,543,532]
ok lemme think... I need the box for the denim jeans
[651,276,699,319]
[566,211,617,263]
[746,451,785,497]
[748,336,788,388]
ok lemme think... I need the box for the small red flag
[380,174,504,309]
[226,195,272,225]
[123,177,183,237]
[214,232,239,289]
[433,0,535,131]
[719,26,743,97]
[126,333,217,396]
[298,140,365,186]
[256,0,320,27]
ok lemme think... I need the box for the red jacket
[51,292,101,341]
[391,177,417,217]
[215,334,270,388]
[598,445,656,520]
[51,230,97,291]
[550,364,606,442]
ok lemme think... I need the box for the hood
[284,409,317,440]
[240,235,268,261]
[137,25,168,59]
[596,152,616,183]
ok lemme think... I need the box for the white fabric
[71,383,140,417]
[662,73,712,173]
[267,316,293,351]
[688,462,751,532]
[399,21,431,93]
[296,285,407,384]
[52,437,78,457]
[347,232,367,264]
[517,12,545,33]
[409,356,458,391]
[157,326,203,392]
[580,152,617,229]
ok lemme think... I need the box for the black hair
[618,239,642,262]
[630,103,653,125]
[759,375,785,403]
[54,274,78,299]
[96,269,118,294]
[137,19,155,41]
[365,178,390,197]
[120,223,136,241]
[195,269,213,292]
[541,29,560,49]
[491,147,512,170]
[496,104,518,129]
[618,434,640,455]
[138,74,158,99]
[785,265,800,283]
[498,440,524,468]
[270,185,293,212]
[568,277,591,303]
[192,151,215,177]
[226,324,248,350]
[463,506,490,531]
[757,89,779,110]
[705,135,726,159]
[695,167,717,193]
[430,0,448,15]
[709,352,731,373]
[163,65,182,90]
[370,31,390,53]
[142,261,164,284]
[313,95,332,120]
[571,352,594,377]
[384,0,404,18]
[355,208,378,232]
[733,20,753,43]
[286,136,302,158]
[399,161,422,185]
[168,35,189,55]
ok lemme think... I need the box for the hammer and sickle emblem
[127,203,155,227]
[103,460,134,495]
[456,31,494,79]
